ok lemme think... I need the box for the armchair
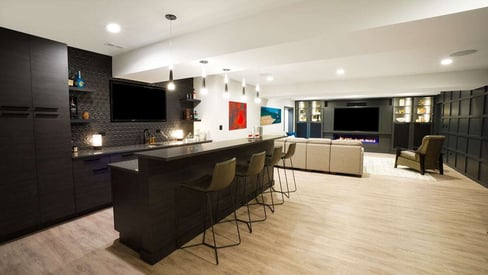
[394,135,445,175]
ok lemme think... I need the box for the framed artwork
[229,101,247,130]
[260,106,281,125]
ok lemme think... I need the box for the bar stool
[261,146,285,213]
[281,142,297,197]
[235,151,266,233]
[180,157,240,265]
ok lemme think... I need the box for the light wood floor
[1,153,488,274]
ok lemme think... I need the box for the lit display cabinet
[393,96,433,149]
[393,97,412,123]
[414,96,433,123]
[295,100,322,138]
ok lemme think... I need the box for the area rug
[363,155,436,181]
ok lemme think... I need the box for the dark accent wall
[322,98,393,153]
[68,47,193,148]
[434,86,488,188]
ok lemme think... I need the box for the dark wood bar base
[110,136,281,264]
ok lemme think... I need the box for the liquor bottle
[70,96,78,119]
[75,71,85,88]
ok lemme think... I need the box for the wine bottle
[70,96,78,119]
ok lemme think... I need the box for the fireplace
[333,134,379,144]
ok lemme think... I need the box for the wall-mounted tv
[333,107,379,132]
[110,80,167,122]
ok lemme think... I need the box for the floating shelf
[70,119,91,124]
[69,87,96,93]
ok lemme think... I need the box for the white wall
[192,75,293,141]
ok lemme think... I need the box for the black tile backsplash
[68,47,193,148]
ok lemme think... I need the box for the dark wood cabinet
[0,27,32,108]
[0,27,74,240]
[0,114,39,237]
[73,152,138,212]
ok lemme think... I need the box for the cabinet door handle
[0,106,30,111]
[34,107,58,112]
[0,112,30,118]
[92,167,109,174]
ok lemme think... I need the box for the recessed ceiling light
[106,23,121,33]
[450,49,477,57]
[336,68,345,75]
[266,75,274,82]
[440,58,453,65]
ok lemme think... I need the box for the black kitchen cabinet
[0,27,74,240]
[0,27,32,108]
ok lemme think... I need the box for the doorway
[284,106,294,135]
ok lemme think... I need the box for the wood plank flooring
[1,153,487,274]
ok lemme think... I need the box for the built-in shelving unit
[180,98,201,121]
[69,86,95,124]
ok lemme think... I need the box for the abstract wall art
[229,101,247,130]
[260,106,281,125]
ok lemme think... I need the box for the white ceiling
[1,0,488,100]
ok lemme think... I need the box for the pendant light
[254,83,261,104]
[223,69,230,98]
[200,60,208,95]
[241,78,247,101]
[165,14,177,91]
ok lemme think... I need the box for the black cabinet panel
[469,118,482,136]
[466,158,479,180]
[459,99,470,116]
[0,115,39,238]
[449,118,458,132]
[467,138,481,158]
[30,36,69,112]
[0,27,32,108]
[73,156,111,212]
[458,118,468,134]
[448,135,457,150]
[483,118,488,137]
[451,101,459,116]
[480,163,488,187]
[482,141,488,161]
[457,137,467,152]
[471,96,483,117]
[35,116,75,222]
[296,122,307,138]
[447,150,456,167]
[310,122,322,138]
[443,103,450,117]
[413,123,431,148]
[455,153,466,172]
[393,123,409,148]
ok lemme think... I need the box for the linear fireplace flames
[333,134,379,144]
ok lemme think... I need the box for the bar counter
[109,135,282,264]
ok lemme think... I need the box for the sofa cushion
[307,138,332,144]
[331,139,362,146]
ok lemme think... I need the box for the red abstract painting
[229,101,247,130]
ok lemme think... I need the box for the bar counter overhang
[109,135,283,264]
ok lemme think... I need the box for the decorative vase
[75,71,85,88]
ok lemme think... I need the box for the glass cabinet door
[414,96,433,123]
[393,97,412,123]
[297,101,309,122]
[311,101,321,122]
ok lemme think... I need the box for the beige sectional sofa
[275,137,364,176]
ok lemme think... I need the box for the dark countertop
[109,159,139,173]
[136,135,283,162]
[72,139,212,159]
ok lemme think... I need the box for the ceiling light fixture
[441,58,453,65]
[106,23,121,33]
[241,78,247,101]
[254,83,261,104]
[165,14,177,91]
[200,60,208,95]
[266,75,274,82]
[336,68,345,75]
[223,69,230,98]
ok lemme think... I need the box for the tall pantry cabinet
[0,27,74,240]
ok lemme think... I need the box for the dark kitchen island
[109,135,282,264]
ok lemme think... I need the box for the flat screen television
[110,80,167,122]
[333,107,379,132]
